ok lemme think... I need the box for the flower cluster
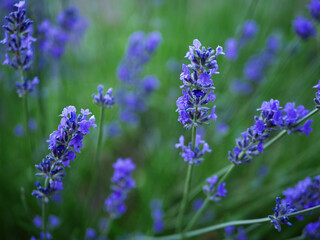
[281,175,320,220]
[224,226,247,240]
[228,99,313,165]
[150,199,164,233]
[225,20,259,60]
[303,217,320,239]
[231,35,279,95]
[117,31,162,126]
[38,6,86,58]
[32,106,96,202]
[313,80,320,109]
[92,85,115,108]
[175,134,211,165]
[1,1,35,70]
[203,175,227,202]
[1,1,39,97]
[292,1,320,40]
[176,39,224,128]
[31,214,61,239]
[105,158,136,219]
[269,197,296,232]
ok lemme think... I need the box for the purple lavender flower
[229,99,312,165]
[281,175,320,220]
[177,39,223,129]
[293,16,316,40]
[150,199,164,233]
[239,20,259,46]
[117,31,162,126]
[203,175,227,202]
[15,76,39,97]
[33,215,60,230]
[93,85,115,108]
[1,1,36,70]
[32,106,96,202]
[225,38,238,60]
[38,6,86,59]
[104,158,136,219]
[313,80,320,108]
[303,217,320,239]
[244,35,279,83]
[86,228,96,239]
[230,79,253,95]
[175,134,211,165]
[14,123,25,137]
[269,197,296,232]
[308,0,320,22]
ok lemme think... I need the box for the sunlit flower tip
[193,39,201,49]
[308,0,320,22]
[292,16,316,40]
[269,197,295,232]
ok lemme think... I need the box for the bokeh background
[1,0,320,239]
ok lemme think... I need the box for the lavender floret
[303,217,320,239]
[308,0,320,22]
[150,199,164,233]
[269,197,296,232]
[93,84,115,108]
[293,16,316,40]
[175,134,211,165]
[203,175,227,202]
[104,158,136,219]
[313,80,320,109]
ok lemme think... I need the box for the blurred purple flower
[293,16,316,40]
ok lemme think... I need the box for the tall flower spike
[228,99,312,165]
[1,1,36,70]
[104,158,136,219]
[177,39,224,129]
[93,84,115,108]
[268,197,296,232]
[32,106,96,202]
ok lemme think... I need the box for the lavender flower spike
[177,39,224,129]
[1,1,36,70]
[93,84,115,108]
[105,158,136,219]
[32,106,96,202]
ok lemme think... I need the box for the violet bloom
[230,79,253,95]
[14,123,24,137]
[308,0,320,22]
[175,134,212,165]
[225,38,238,60]
[150,199,164,233]
[92,85,115,108]
[303,217,320,239]
[1,1,36,70]
[105,158,136,219]
[293,16,316,40]
[282,175,320,220]
[269,197,296,232]
[239,20,259,46]
[117,31,162,126]
[202,175,227,202]
[229,99,312,165]
[176,39,224,129]
[32,106,96,202]
[225,226,247,240]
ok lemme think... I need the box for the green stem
[95,106,105,171]
[145,205,320,240]
[176,126,196,235]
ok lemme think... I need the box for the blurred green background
[0,0,320,239]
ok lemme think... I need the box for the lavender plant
[1,1,38,148]
[116,31,162,128]
[32,106,96,239]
